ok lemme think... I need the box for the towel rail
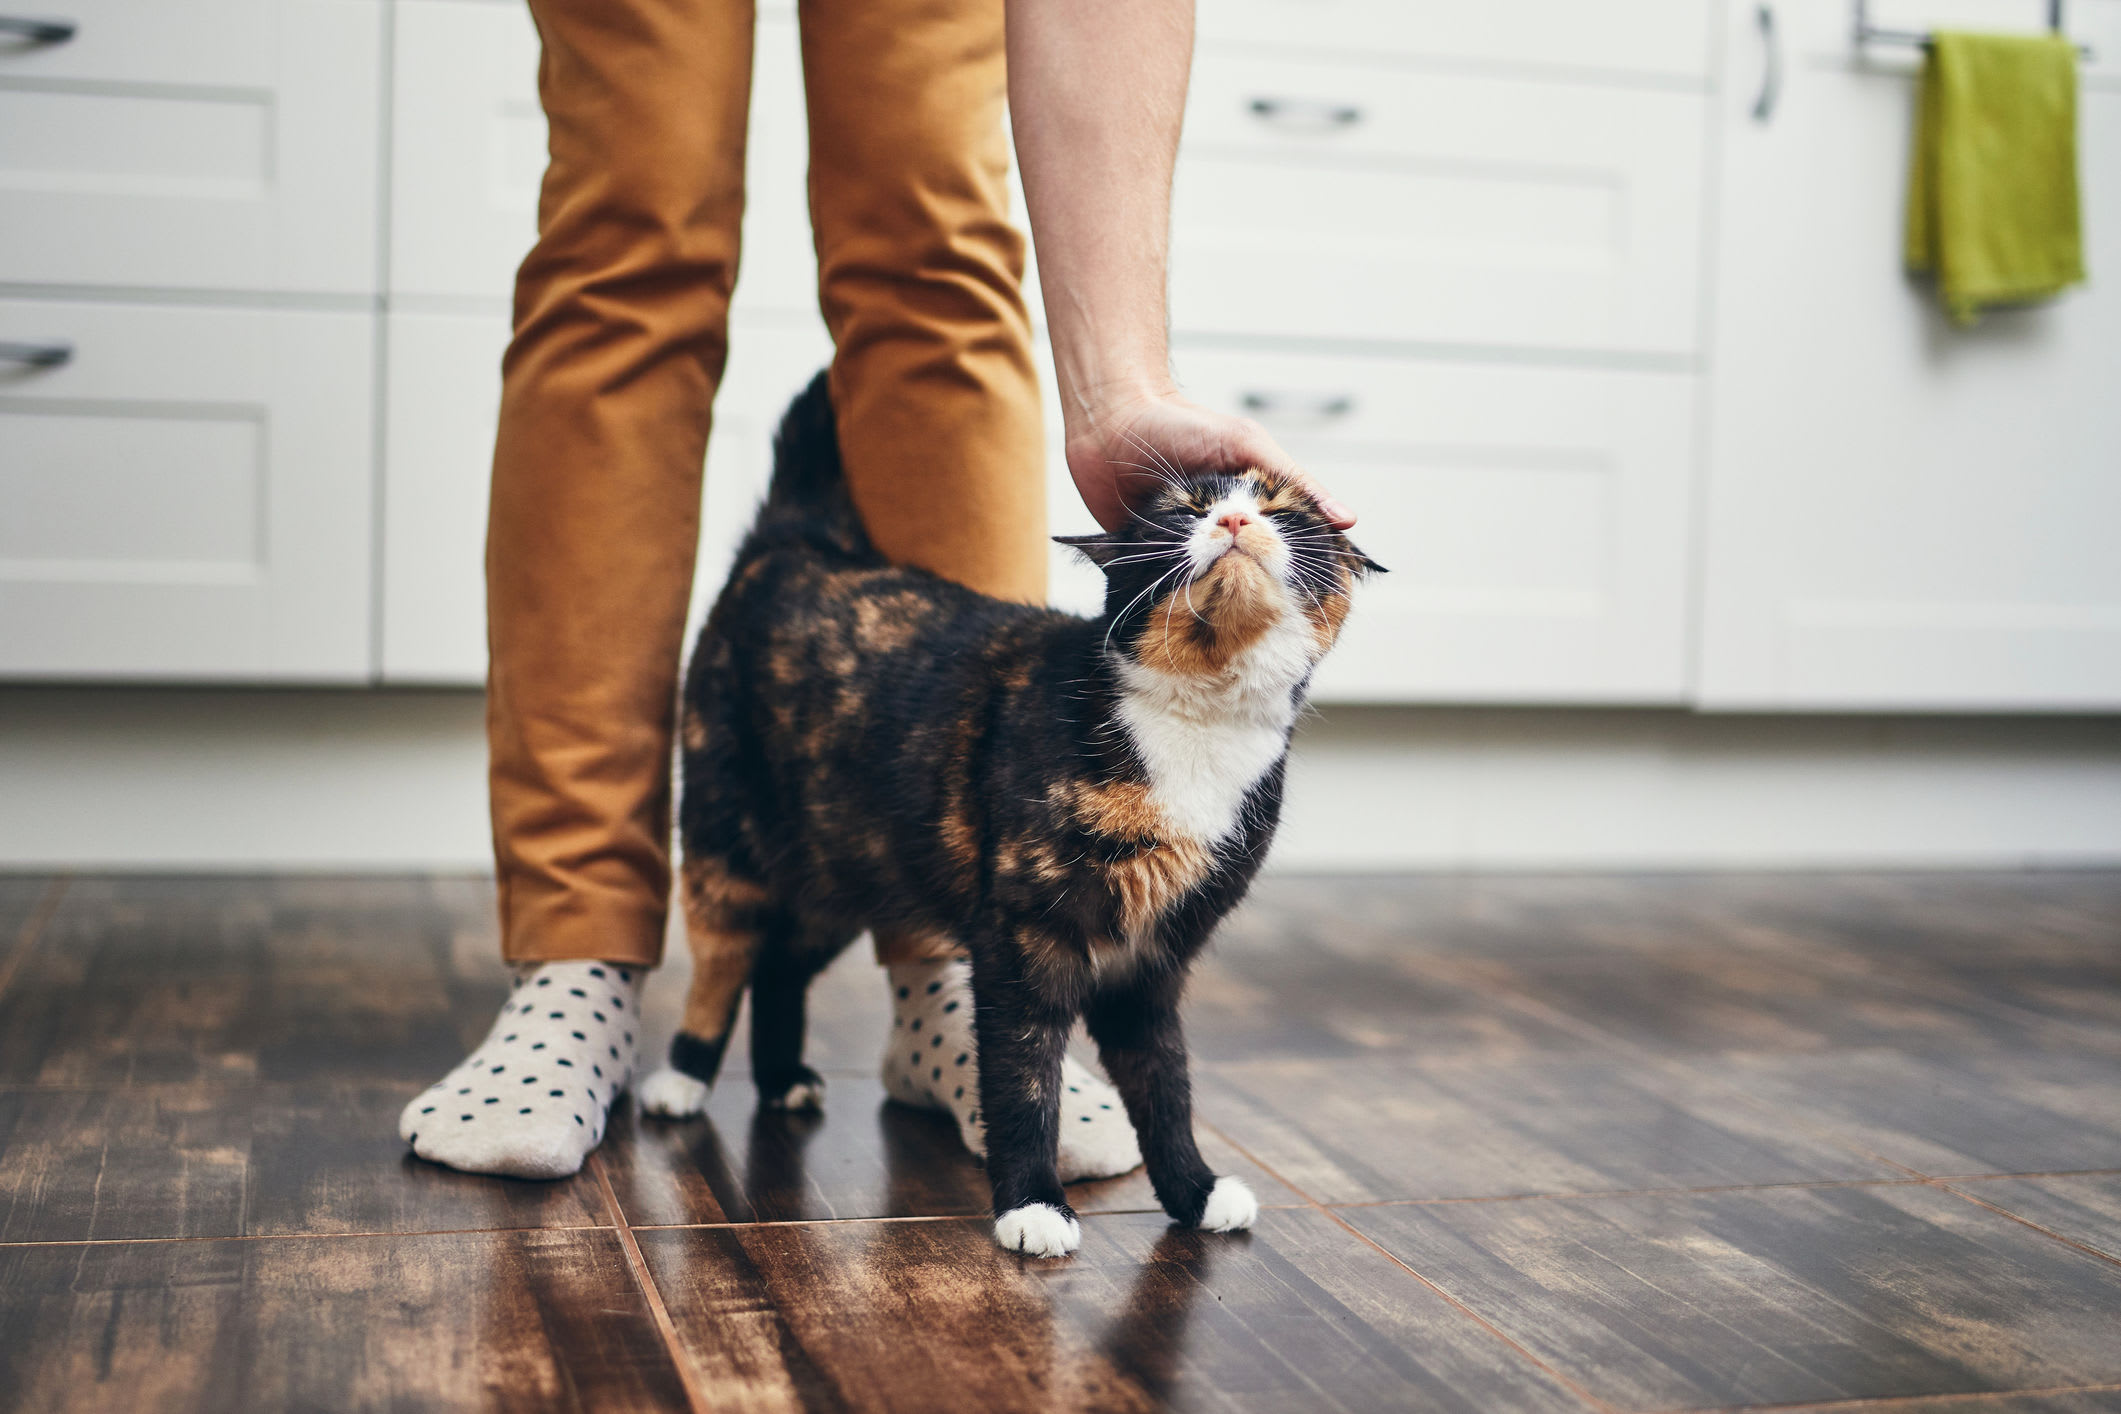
[1852,0,2093,59]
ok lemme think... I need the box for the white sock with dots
[881,958,1143,1184]
[399,960,642,1180]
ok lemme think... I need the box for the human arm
[1004,0,1355,531]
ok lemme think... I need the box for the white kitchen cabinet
[1170,348,1699,703]
[0,300,375,680]
[380,309,833,684]
[1197,0,1716,82]
[0,0,382,295]
[1173,54,1713,355]
[388,0,816,314]
[1697,0,2121,710]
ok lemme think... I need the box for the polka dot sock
[881,958,1143,1184]
[398,960,641,1180]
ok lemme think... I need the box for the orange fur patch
[1074,780,1213,940]
[678,855,769,1039]
[1135,553,1283,677]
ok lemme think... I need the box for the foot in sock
[399,959,641,1180]
[881,958,1143,1183]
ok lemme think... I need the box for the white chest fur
[1113,607,1314,845]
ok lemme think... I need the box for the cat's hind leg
[637,852,772,1118]
[749,921,854,1111]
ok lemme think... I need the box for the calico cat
[648,373,1378,1256]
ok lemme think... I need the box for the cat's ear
[1348,541,1388,577]
[1053,532,1129,568]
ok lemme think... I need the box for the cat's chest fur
[1111,605,1313,846]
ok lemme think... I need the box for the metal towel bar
[1853,0,2093,58]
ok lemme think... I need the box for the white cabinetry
[0,300,375,679]
[1176,351,1699,702]
[0,0,382,295]
[1174,55,1711,355]
[1698,0,2121,709]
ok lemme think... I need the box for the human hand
[1063,389,1356,533]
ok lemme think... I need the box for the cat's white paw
[765,1078,826,1112]
[637,1067,711,1118]
[1198,1176,1258,1233]
[994,1202,1081,1257]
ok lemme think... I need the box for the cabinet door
[380,310,832,683]
[1698,0,2121,709]
[1172,54,1711,354]
[1197,0,1715,81]
[0,0,381,295]
[1170,349,1698,703]
[389,0,815,314]
[0,301,374,680]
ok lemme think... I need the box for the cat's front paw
[994,1202,1081,1257]
[1196,1176,1258,1233]
[637,1067,712,1118]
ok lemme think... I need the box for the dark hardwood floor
[1,871,2117,1413]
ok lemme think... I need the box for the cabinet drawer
[389,0,815,312]
[0,0,381,295]
[1171,348,1697,702]
[0,300,375,680]
[1198,0,1715,80]
[1172,55,1710,354]
[380,309,832,683]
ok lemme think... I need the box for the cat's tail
[752,369,876,563]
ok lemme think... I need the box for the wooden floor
[2,873,2119,1413]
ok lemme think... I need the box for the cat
[648,372,1378,1256]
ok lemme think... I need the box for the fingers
[1225,422,1357,530]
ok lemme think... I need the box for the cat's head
[1058,468,1383,681]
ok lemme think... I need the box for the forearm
[1006,0,1193,437]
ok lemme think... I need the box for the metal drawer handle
[0,15,77,43]
[1247,96,1364,132]
[1240,390,1356,420]
[0,340,73,368]
[1752,4,1781,123]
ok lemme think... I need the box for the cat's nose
[1217,510,1253,535]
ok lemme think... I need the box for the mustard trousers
[487,0,1047,968]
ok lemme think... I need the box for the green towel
[1905,31,2085,325]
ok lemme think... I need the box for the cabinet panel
[0,300,374,681]
[380,310,833,684]
[1197,0,1715,80]
[1173,55,1711,354]
[1171,349,1698,702]
[389,0,815,313]
[1698,0,2121,710]
[0,0,381,295]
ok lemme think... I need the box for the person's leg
[402,0,755,1179]
[800,0,1136,1179]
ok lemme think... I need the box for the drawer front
[1171,348,1698,702]
[1198,0,1715,80]
[0,0,381,295]
[1172,55,1710,354]
[380,309,833,683]
[390,0,816,312]
[0,300,374,680]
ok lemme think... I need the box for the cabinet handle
[1752,4,1781,123]
[1240,390,1356,421]
[0,15,77,43]
[0,340,73,368]
[1247,96,1364,133]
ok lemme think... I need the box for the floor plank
[1195,1053,1898,1204]
[0,876,513,1088]
[1348,1184,2121,1412]
[638,1206,1596,1414]
[1950,1175,2121,1263]
[0,876,57,952]
[0,1228,690,1413]
[600,1075,1297,1226]
[0,1082,604,1242]
[1702,1048,2121,1177]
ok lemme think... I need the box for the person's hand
[1063,388,1356,533]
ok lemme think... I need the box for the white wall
[4,688,2117,874]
